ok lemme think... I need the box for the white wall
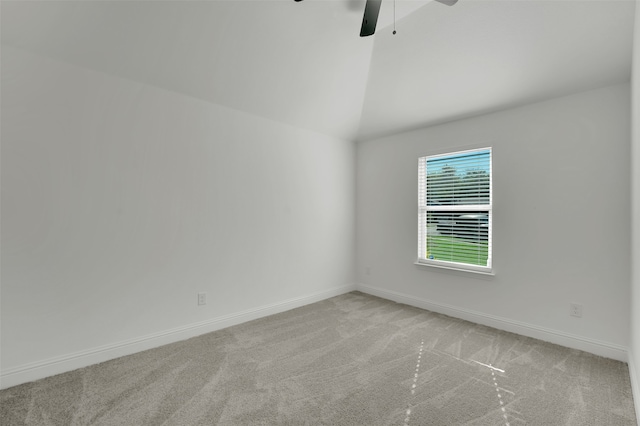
[629,0,640,419]
[0,46,356,387]
[357,84,631,359]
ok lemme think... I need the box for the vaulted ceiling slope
[1,0,635,142]
[359,0,636,141]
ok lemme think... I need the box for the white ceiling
[1,0,635,142]
[360,0,636,140]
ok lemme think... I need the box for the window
[417,148,492,273]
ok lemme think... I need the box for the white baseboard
[0,284,357,390]
[356,284,628,362]
[627,350,640,424]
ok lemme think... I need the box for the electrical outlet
[198,293,207,306]
[569,303,583,318]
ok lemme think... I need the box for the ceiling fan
[294,0,459,37]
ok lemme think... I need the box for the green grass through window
[426,235,488,266]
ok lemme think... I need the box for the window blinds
[418,148,492,271]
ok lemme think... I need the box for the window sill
[414,261,495,277]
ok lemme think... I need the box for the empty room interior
[2,0,640,424]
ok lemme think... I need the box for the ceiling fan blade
[360,0,382,37]
[434,0,458,6]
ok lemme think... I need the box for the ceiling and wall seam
[1,0,634,143]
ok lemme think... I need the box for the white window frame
[417,147,493,274]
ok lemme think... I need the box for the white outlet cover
[198,293,207,305]
[570,303,583,318]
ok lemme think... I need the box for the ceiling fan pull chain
[393,0,397,35]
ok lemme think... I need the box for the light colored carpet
[1,291,636,425]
